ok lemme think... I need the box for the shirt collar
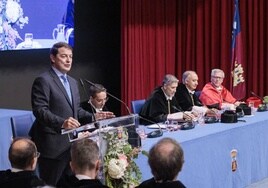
[161,88,172,100]
[88,100,102,112]
[11,167,24,172]
[75,174,92,180]
[52,66,66,78]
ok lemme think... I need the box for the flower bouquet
[103,127,142,188]
[0,0,28,50]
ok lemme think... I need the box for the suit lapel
[49,69,73,108]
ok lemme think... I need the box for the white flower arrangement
[0,0,28,50]
[103,127,142,188]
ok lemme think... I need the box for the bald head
[148,138,184,182]
[9,138,38,170]
[182,71,198,91]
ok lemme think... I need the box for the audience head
[162,74,179,98]
[182,70,198,91]
[8,138,39,170]
[70,138,100,178]
[50,42,73,74]
[210,69,225,88]
[88,84,108,109]
[148,138,184,182]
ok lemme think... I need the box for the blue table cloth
[136,111,268,188]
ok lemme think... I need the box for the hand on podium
[95,111,115,120]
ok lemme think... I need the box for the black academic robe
[175,83,203,111]
[139,86,181,124]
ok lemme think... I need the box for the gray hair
[211,69,225,78]
[182,70,197,84]
[162,74,179,86]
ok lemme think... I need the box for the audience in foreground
[0,138,45,188]
[57,138,109,188]
[199,68,241,110]
[136,137,186,188]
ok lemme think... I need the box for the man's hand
[95,111,115,120]
[62,117,80,129]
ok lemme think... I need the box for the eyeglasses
[212,76,224,80]
[35,152,40,158]
[94,97,109,103]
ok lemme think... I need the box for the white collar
[75,174,92,180]
[88,100,102,112]
[11,167,24,172]
[161,87,173,100]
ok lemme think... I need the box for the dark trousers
[38,150,72,186]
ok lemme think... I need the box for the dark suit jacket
[57,175,109,188]
[30,68,93,159]
[0,170,45,188]
[136,178,186,188]
[175,83,203,111]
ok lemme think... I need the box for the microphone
[251,91,263,100]
[79,78,97,123]
[139,116,163,138]
[172,105,195,130]
[172,105,193,120]
[84,79,131,115]
[79,78,89,98]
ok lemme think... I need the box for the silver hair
[182,70,197,84]
[162,74,179,86]
[211,69,225,78]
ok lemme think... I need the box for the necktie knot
[61,75,67,82]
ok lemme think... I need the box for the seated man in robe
[139,74,195,125]
[199,69,241,110]
[175,70,217,115]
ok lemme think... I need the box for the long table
[0,109,33,170]
[136,111,268,188]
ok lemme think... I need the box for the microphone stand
[172,105,196,130]
[139,116,163,138]
[79,79,97,122]
[251,91,263,100]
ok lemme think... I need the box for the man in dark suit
[175,70,216,115]
[57,138,109,188]
[30,42,114,186]
[0,138,45,188]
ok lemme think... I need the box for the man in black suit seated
[0,138,45,188]
[175,70,216,115]
[81,84,109,113]
[57,138,109,188]
[136,138,186,188]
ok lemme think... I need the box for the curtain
[121,0,268,114]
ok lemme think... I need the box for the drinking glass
[24,33,33,48]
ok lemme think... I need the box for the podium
[61,114,140,182]
[61,114,139,142]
